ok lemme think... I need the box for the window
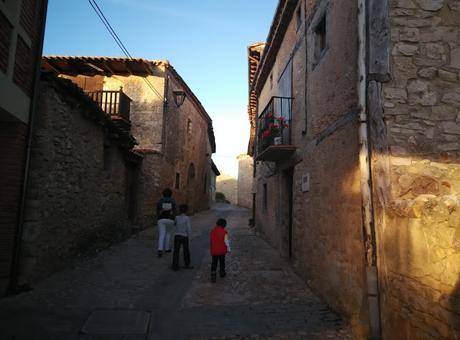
[0,10,13,74]
[263,183,268,211]
[175,173,180,189]
[314,14,327,62]
[269,73,273,89]
[187,119,192,134]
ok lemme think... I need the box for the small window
[263,183,268,211]
[175,173,180,189]
[269,73,273,89]
[296,5,302,31]
[187,119,192,134]
[314,14,327,62]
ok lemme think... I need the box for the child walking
[209,218,231,283]
[171,204,193,271]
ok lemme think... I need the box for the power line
[87,0,165,101]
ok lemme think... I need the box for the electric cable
[87,0,165,101]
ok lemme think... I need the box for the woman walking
[156,188,176,257]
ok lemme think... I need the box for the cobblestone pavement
[0,204,354,339]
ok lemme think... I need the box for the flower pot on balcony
[274,136,282,145]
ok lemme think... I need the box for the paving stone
[0,204,354,340]
[81,310,150,335]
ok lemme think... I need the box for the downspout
[357,0,381,339]
[161,71,170,156]
[9,0,49,292]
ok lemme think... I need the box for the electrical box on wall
[301,173,310,192]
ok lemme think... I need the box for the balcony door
[277,59,293,143]
[277,58,292,98]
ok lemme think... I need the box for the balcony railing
[86,89,132,122]
[256,96,295,162]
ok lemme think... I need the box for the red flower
[262,129,271,139]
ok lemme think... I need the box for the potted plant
[259,115,289,148]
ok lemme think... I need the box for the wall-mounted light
[173,90,186,107]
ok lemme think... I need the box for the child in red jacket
[210,218,231,283]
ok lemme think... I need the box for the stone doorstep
[81,309,150,335]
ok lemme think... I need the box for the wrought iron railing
[256,96,293,156]
[86,89,132,121]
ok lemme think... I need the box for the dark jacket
[157,197,176,220]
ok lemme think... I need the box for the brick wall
[254,1,369,337]
[0,122,27,292]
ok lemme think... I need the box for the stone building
[210,160,221,206]
[216,174,238,204]
[237,154,254,209]
[19,72,140,284]
[42,56,217,224]
[0,0,48,295]
[249,0,460,339]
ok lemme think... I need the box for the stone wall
[161,70,212,213]
[19,77,134,284]
[136,152,161,228]
[376,1,460,338]
[103,73,165,152]
[237,154,253,209]
[217,174,238,204]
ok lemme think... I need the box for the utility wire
[87,0,165,101]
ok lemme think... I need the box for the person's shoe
[157,251,162,257]
[183,265,194,269]
[219,271,226,278]
[165,250,172,253]
[170,266,179,271]
[211,271,217,283]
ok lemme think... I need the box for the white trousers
[158,218,175,251]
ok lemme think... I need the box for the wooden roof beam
[43,59,61,74]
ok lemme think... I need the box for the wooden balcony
[255,96,296,162]
[86,89,132,122]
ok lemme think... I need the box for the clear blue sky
[43,0,278,177]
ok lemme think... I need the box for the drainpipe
[9,0,49,292]
[357,0,382,338]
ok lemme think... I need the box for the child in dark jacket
[209,218,231,283]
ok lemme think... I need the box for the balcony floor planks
[255,145,296,163]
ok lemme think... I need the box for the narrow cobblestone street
[0,204,353,339]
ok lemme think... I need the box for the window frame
[308,1,330,71]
